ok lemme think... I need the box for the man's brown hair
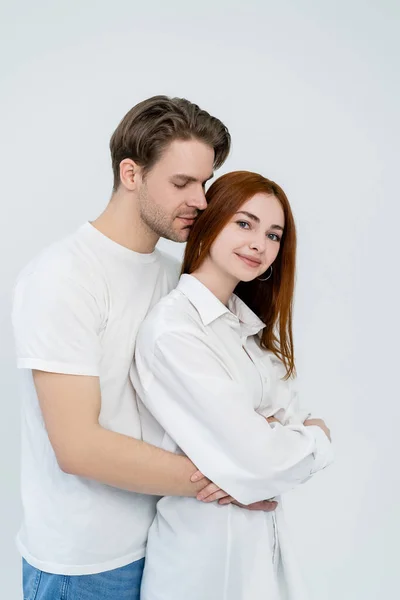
[110,95,231,190]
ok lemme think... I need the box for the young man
[12,95,277,600]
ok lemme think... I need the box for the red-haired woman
[132,171,333,600]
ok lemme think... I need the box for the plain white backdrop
[1,1,399,598]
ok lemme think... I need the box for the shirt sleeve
[257,354,333,477]
[256,354,312,425]
[12,269,103,376]
[135,328,334,505]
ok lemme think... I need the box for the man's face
[137,139,215,242]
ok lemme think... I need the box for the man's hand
[191,470,230,503]
[304,418,331,442]
[220,498,278,512]
[191,470,278,512]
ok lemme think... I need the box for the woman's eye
[237,221,250,229]
[173,183,187,189]
[268,233,281,242]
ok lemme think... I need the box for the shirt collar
[177,274,265,337]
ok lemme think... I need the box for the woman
[131,171,333,600]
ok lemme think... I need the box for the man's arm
[33,370,213,497]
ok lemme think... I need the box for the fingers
[201,489,231,503]
[245,500,278,512]
[196,483,229,503]
[192,476,278,510]
[190,470,206,482]
[304,419,332,442]
[221,499,278,511]
[190,468,279,509]
[218,496,235,505]
[191,471,231,503]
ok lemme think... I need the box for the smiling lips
[235,253,262,269]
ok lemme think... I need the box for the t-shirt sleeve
[12,269,103,376]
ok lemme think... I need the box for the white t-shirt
[12,222,180,575]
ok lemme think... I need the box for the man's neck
[92,190,159,254]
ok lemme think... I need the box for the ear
[119,159,143,191]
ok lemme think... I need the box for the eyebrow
[172,173,214,185]
[236,211,284,231]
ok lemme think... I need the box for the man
[12,95,277,599]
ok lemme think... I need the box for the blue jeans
[22,557,145,600]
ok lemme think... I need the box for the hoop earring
[258,265,273,281]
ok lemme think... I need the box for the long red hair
[182,171,297,378]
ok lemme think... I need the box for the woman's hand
[304,418,331,442]
[267,415,331,442]
[266,416,280,424]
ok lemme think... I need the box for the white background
[1,1,399,598]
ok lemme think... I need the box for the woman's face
[209,193,285,283]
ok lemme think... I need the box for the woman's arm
[267,416,331,440]
[134,327,333,506]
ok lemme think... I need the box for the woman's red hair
[182,171,297,378]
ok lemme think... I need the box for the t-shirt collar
[81,222,158,264]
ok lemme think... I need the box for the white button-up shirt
[131,274,333,600]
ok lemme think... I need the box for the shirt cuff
[307,425,334,474]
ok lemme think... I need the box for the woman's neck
[191,260,239,306]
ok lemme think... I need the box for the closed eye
[173,183,187,189]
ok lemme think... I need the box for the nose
[249,232,267,253]
[187,187,207,211]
